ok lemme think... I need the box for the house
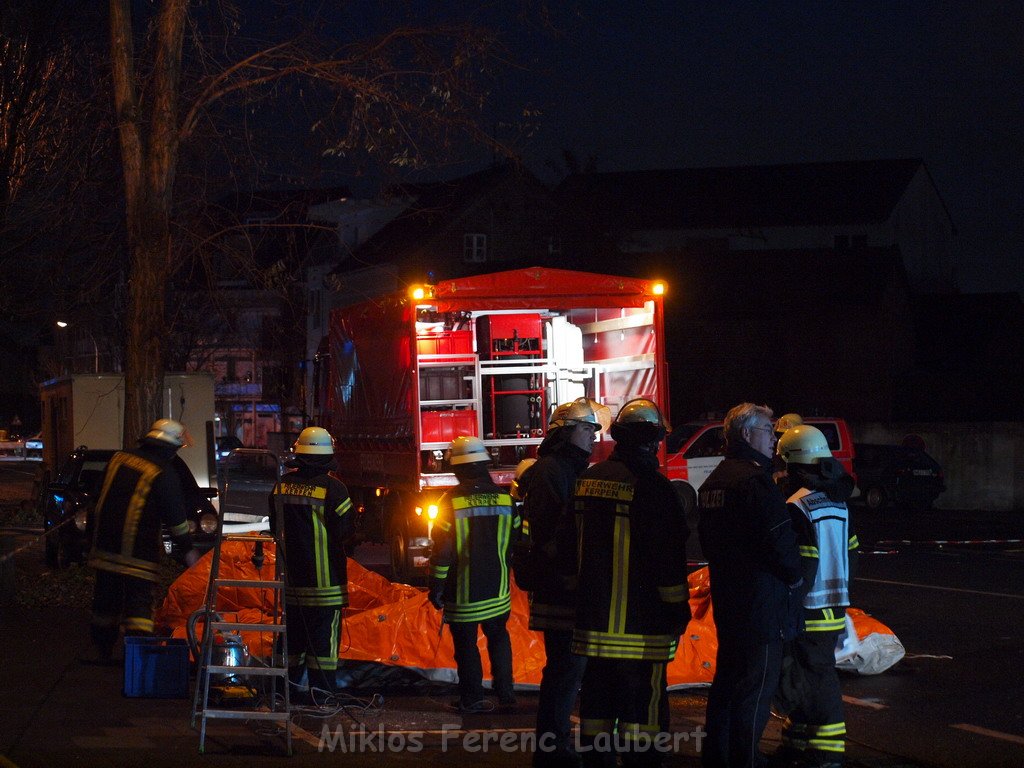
[557,158,957,294]
[181,186,346,447]
[602,246,916,422]
[897,292,1024,421]
[303,164,562,417]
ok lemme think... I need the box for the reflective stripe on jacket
[271,471,353,607]
[89,447,187,582]
[429,481,520,623]
[572,453,690,662]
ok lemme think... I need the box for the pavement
[0,530,910,768]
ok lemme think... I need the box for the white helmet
[777,425,832,465]
[293,426,334,455]
[548,397,612,432]
[146,419,192,448]
[774,412,803,434]
[449,435,490,465]
[510,457,537,501]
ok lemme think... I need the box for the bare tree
[0,2,112,320]
[108,0,523,445]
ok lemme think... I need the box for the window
[464,233,487,262]
[684,427,726,459]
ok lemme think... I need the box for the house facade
[557,159,957,294]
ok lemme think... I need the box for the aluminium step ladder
[192,495,291,754]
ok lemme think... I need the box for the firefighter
[518,398,610,768]
[774,413,804,436]
[697,403,804,768]
[775,426,859,767]
[772,413,803,484]
[427,435,520,713]
[572,398,690,768]
[86,419,200,664]
[270,426,353,702]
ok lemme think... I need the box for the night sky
[493,2,1023,295]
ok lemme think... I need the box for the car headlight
[199,513,218,534]
[74,509,88,532]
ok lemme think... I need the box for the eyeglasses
[748,425,775,435]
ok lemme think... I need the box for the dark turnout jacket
[572,447,691,661]
[698,442,804,644]
[518,431,591,631]
[270,465,354,607]
[429,476,520,623]
[90,441,192,582]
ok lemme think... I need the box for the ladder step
[223,534,275,543]
[202,709,290,721]
[206,665,286,676]
[215,579,285,588]
[210,621,285,633]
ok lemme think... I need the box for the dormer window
[464,233,487,262]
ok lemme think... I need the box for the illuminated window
[464,233,487,262]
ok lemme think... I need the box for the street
[2,463,1023,766]
[835,507,1024,768]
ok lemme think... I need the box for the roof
[429,266,662,311]
[557,159,927,229]
[636,246,908,315]
[335,164,549,275]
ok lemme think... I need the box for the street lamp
[55,321,100,374]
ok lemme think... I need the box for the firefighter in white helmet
[269,426,353,703]
[86,419,201,664]
[772,413,804,484]
[513,398,609,766]
[775,425,859,766]
[572,398,690,766]
[774,412,804,436]
[428,435,521,713]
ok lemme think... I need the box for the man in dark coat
[698,403,804,768]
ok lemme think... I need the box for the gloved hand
[427,578,445,610]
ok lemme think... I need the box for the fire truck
[312,266,670,578]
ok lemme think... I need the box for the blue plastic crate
[123,636,189,698]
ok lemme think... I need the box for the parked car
[665,416,857,514]
[853,443,945,511]
[664,416,856,564]
[217,448,281,533]
[41,447,220,569]
[23,433,44,460]
[215,435,244,462]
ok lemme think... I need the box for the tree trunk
[122,205,171,445]
[109,0,187,445]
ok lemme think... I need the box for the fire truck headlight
[200,513,218,534]
[427,504,439,520]
[74,509,88,532]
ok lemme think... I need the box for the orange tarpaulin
[155,539,898,688]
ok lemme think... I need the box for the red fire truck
[312,266,670,578]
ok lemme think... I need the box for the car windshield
[666,423,706,454]
[810,422,841,450]
[80,461,110,495]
